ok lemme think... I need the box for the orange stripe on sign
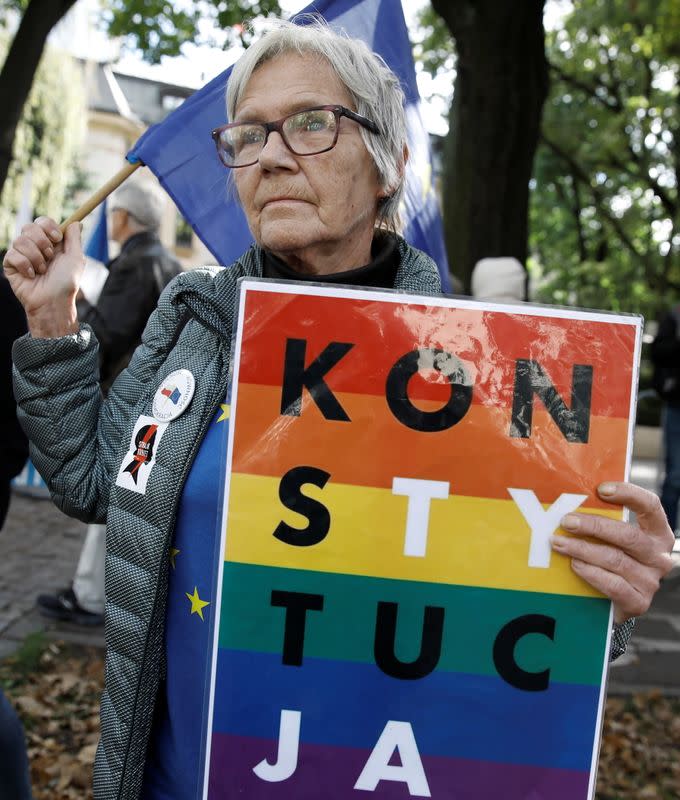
[231,384,629,508]
[237,292,637,418]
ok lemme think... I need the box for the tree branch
[607,150,677,217]
[555,174,588,261]
[547,61,623,112]
[541,133,650,266]
[0,0,78,196]
[601,43,626,111]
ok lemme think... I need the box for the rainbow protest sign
[203,281,641,800]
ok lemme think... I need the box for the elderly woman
[3,18,674,800]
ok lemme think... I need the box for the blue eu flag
[84,198,109,265]
[128,0,450,290]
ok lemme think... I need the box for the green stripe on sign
[219,562,609,686]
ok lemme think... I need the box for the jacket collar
[118,230,159,257]
[164,235,441,340]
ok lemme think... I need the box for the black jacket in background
[651,306,680,407]
[78,231,181,391]
[1,271,29,488]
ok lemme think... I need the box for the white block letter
[392,477,450,557]
[508,489,587,568]
[253,709,301,782]
[354,720,431,796]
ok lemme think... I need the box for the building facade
[80,60,214,268]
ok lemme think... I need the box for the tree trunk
[0,0,78,200]
[432,0,549,293]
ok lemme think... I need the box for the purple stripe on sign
[207,732,590,800]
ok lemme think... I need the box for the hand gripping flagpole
[59,160,142,233]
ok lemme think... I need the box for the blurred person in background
[78,179,183,392]
[651,304,680,535]
[36,180,182,626]
[471,256,527,303]
[0,263,32,799]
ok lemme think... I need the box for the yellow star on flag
[186,587,210,621]
[169,548,180,569]
[217,404,230,423]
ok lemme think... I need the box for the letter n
[509,359,592,443]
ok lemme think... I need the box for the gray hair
[111,179,164,232]
[227,16,407,231]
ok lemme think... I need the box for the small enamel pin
[152,369,196,422]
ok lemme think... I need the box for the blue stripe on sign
[210,648,600,771]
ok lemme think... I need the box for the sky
[112,0,433,84]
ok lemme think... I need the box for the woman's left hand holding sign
[551,481,675,624]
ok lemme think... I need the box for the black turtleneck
[262,232,400,289]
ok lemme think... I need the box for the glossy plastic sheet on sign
[203,280,642,800]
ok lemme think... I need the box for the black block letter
[493,614,555,692]
[273,466,331,547]
[280,338,354,420]
[374,601,444,679]
[386,349,473,432]
[510,359,592,443]
[271,590,324,666]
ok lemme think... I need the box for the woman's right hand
[3,217,85,338]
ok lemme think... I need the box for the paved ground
[0,488,105,659]
[607,457,680,694]
[1,458,678,694]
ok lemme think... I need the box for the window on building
[162,94,186,114]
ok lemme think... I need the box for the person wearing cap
[471,256,527,303]
[79,179,183,392]
[35,179,182,626]
[0,266,32,799]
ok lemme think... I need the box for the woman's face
[233,52,385,274]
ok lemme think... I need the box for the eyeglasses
[211,105,380,168]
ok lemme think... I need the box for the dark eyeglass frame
[211,104,381,168]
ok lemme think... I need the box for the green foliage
[61,161,94,220]
[530,0,680,320]
[0,0,27,34]
[102,0,282,62]
[0,34,86,247]
[0,0,28,14]
[413,5,455,79]
[0,632,48,683]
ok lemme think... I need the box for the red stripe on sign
[237,291,637,419]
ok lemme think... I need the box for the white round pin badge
[152,369,196,422]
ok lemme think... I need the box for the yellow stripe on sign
[224,473,622,597]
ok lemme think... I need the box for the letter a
[253,709,301,782]
[354,721,431,797]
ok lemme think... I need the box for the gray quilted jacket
[12,238,633,799]
[11,238,443,799]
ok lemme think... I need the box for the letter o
[385,348,473,432]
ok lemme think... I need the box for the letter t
[392,478,450,557]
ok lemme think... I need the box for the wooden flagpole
[60,161,142,233]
